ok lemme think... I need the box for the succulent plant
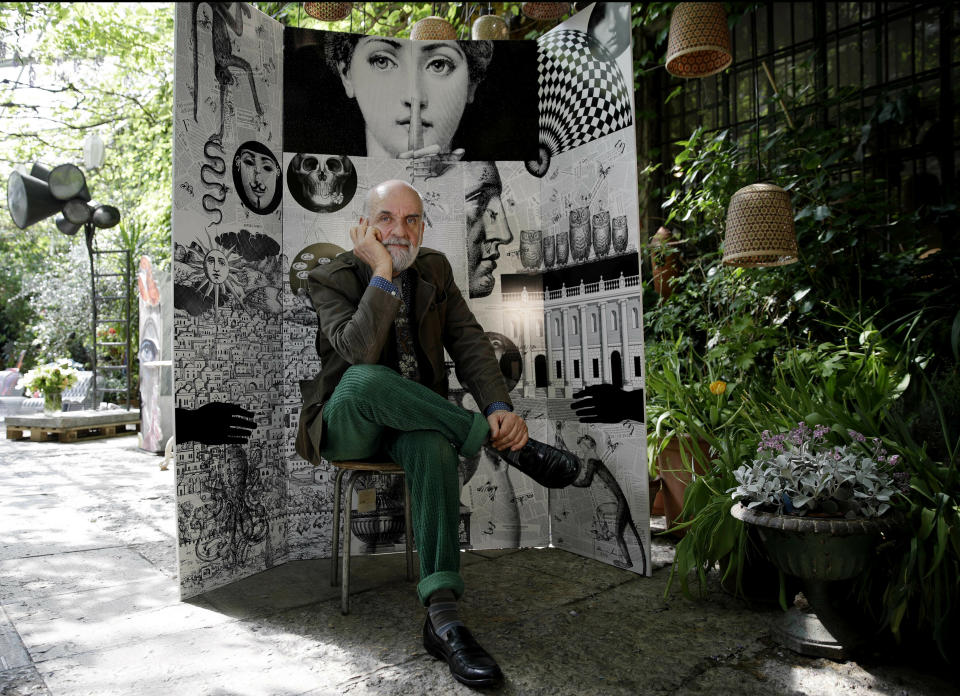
[730,422,903,518]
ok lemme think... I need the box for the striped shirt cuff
[483,401,513,417]
[369,275,399,297]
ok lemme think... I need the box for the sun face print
[182,231,248,312]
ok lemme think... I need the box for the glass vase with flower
[16,360,80,415]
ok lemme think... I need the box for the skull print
[287,153,357,213]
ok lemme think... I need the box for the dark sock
[427,589,463,638]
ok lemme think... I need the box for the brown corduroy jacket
[295,247,511,466]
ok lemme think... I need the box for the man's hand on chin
[350,217,393,279]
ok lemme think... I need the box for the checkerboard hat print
[527,30,633,177]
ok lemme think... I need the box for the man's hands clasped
[487,410,528,451]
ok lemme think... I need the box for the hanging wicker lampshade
[665,2,732,78]
[521,3,569,21]
[303,2,352,21]
[411,15,457,40]
[722,183,798,267]
[472,14,509,40]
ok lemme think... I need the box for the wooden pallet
[6,421,140,443]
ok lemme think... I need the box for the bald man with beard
[297,179,582,689]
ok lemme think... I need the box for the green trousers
[320,364,490,604]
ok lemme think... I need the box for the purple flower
[848,429,866,443]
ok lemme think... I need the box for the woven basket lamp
[521,3,569,21]
[665,2,732,78]
[722,183,798,267]
[303,2,352,21]
[411,16,458,40]
[472,14,509,40]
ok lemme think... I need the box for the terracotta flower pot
[656,436,708,535]
[650,226,678,299]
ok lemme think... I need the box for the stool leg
[342,470,363,615]
[330,468,347,587]
[403,475,414,582]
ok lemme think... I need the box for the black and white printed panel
[172,2,287,599]
[171,3,648,597]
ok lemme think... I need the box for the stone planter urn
[731,503,900,659]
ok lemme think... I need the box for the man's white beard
[386,240,419,274]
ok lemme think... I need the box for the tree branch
[0,78,80,94]
[84,86,158,124]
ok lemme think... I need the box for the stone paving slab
[6,575,226,663]
[0,545,163,605]
[35,619,339,696]
[2,434,958,695]
[0,607,32,671]
[0,664,52,696]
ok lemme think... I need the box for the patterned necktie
[393,272,420,382]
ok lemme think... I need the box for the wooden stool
[329,460,415,614]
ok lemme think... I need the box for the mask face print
[340,37,474,158]
[232,142,282,215]
[588,2,630,60]
[204,250,229,284]
[237,149,278,208]
[464,161,512,298]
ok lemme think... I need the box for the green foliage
[13,243,93,366]
[0,3,173,366]
[252,2,553,37]
[17,358,79,396]
[647,81,958,364]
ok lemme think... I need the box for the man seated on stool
[296,179,581,689]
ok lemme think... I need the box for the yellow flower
[709,380,727,395]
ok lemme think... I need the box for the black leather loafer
[423,618,504,689]
[499,439,582,488]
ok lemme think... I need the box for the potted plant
[16,359,80,414]
[729,422,906,659]
[646,338,744,534]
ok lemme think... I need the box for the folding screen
[173,2,647,599]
